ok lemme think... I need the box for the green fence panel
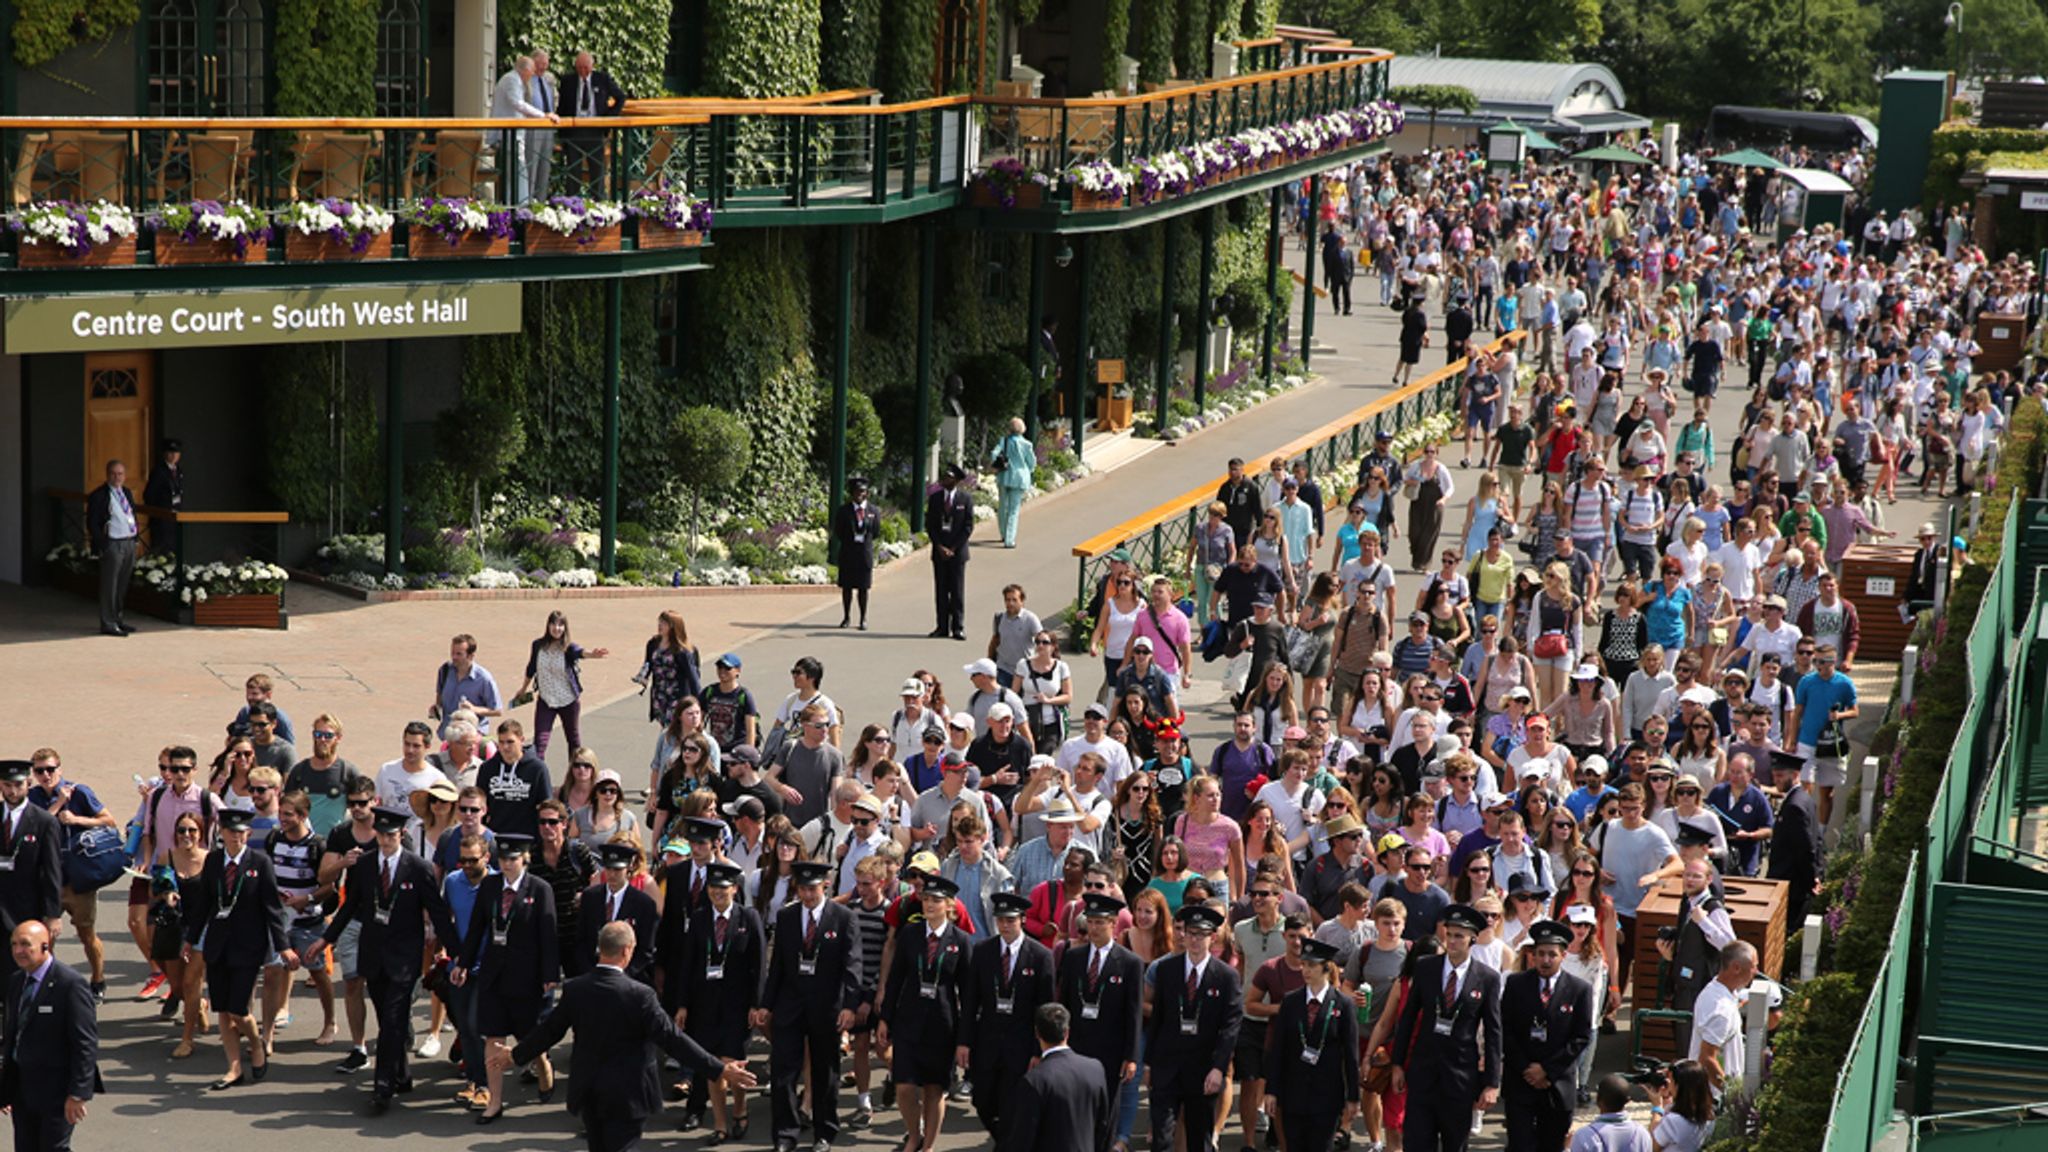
[1824,855,1917,1152]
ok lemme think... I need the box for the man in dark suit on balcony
[560,52,629,193]
[85,460,140,637]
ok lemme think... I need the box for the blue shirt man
[1705,773,1774,876]
[434,636,503,738]
[1791,659,1858,754]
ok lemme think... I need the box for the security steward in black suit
[656,817,727,1007]
[1766,750,1822,930]
[832,476,883,630]
[679,861,764,1142]
[495,919,759,1152]
[1003,1002,1112,1152]
[758,859,864,1152]
[1057,892,1144,1106]
[927,463,976,639]
[961,890,1056,1141]
[0,760,64,938]
[454,833,559,1123]
[1389,903,1504,1152]
[306,805,459,1114]
[180,807,291,1091]
[1145,903,1243,1152]
[579,841,660,983]
[880,873,972,1151]
[1267,937,1361,1152]
[1,921,100,1151]
[1499,920,1594,1152]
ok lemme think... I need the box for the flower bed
[520,196,626,254]
[401,198,514,259]
[8,200,138,266]
[969,157,1050,210]
[628,188,712,249]
[151,200,270,264]
[277,199,395,261]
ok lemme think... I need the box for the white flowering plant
[547,567,600,588]
[468,568,525,590]
[399,198,515,246]
[1064,159,1132,201]
[277,199,395,254]
[626,186,713,233]
[9,200,137,259]
[151,200,269,254]
[785,564,831,585]
[186,560,290,597]
[519,196,627,244]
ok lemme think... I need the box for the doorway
[82,353,155,492]
[142,0,270,116]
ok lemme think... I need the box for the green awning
[1708,148,1787,171]
[1485,120,1563,152]
[1570,144,1653,166]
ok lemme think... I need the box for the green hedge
[274,0,378,117]
[1132,0,1176,83]
[1733,401,2048,1152]
[820,0,882,89]
[498,0,674,98]
[261,344,381,529]
[878,0,939,99]
[11,0,139,69]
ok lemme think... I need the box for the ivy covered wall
[821,0,882,90]
[274,0,378,116]
[497,0,674,97]
[11,0,138,70]
[878,0,939,99]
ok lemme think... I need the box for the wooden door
[83,353,155,492]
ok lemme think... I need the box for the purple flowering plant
[276,198,395,254]
[150,200,270,255]
[973,156,1052,209]
[399,197,515,247]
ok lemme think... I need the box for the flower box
[637,224,706,250]
[408,230,511,260]
[970,182,1045,211]
[18,234,135,269]
[193,592,286,629]
[154,235,268,266]
[525,222,622,255]
[286,230,393,262]
[1072,188,1125,212]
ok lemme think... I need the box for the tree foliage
[261,344,381,535]
[669,405,753,554]
[1389,84,1478,115]
[274,0,379,116]
[498,0,673,99]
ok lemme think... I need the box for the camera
[1655,925,1680,943]
[1625,1058,1669,1090]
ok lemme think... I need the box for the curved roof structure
[1388,57,1648,136]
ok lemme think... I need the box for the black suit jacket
[559,68,628,122]
[578,882,659,983]
[458,872,561,994]
[1266,987,1361,1113]
[655,857,717,989]
[510,965,723,1124]
[0,804,65,934]
[1500,967,1594,1107]
[1056,942,1144,1074]
[881,920,969,1044]
[1907,544,1944,603]
[324,849,458,982]
[85,483,139,554]
[1389,954,1504,1102]
[832,502,882,569]
[1768,784,1821,886]
[762,899,864,1021]
[1003,1047,1111,1152]
[1144,953,1243,1085]
[0,958,100,1109]
[181,847,290,963]
[927,487,975,556]
[681,902,766,1016]
[961,934,1056,1072]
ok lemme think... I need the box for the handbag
[1285,625,1318,670]
[1221,651,1254,697]
[1534,631,1569,660]
[65,824,128,893]
[1817,715,1851,762]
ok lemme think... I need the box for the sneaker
[90,981,107,1005]
[275,1012,292,1029]
[337,1047,370,1074]
[138,972,167,1000]
[417,1036,442,1059]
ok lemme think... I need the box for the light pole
[1946,3,1965,84]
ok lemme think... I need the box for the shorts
[1233,1027,1269,1083]
[60,887,100,937]
[334,920,364,982]
[1467,402,1495,430]
[281,922,327,964]
[1535,651,1576,672]
[1798,743,1849,788]
[1499,465,1527,502]
[130,875,153,907]
[1331,667,1364,710]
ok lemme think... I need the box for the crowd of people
[21,140,2044,1152]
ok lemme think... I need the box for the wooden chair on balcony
[1065,108,1115,164]
[9,133,48,208]
[55,132,132,206]
[289,132,375,200]
[631,127,678,197]
[415,130,485,199]
[186,134,245,201]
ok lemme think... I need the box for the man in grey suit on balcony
[491,56,556,203]
[526,50,560,201]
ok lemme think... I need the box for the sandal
[171,1040,196,1060]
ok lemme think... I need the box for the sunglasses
[573,762,596,770]
[1130,785,1154,794]
[347,798,372,808]
[1035,638,1055,646]
[922,735,944,744]
[596,786,622,795]
[459,856,485,866]
[1406,863,1431,872]
[868,735,892,744]
[459,805,483,814]
[1467,866,1492,875]
[538,818,564,827]
[176,827,200,837]
[313,731,338,741]
[251,785,274,795]
[1252,890,1279,899]
[31,767,57,777]
[851,817,875,827]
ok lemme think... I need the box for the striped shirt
[264,828,325,925]
[1566,480,1612,540]
[850,895,892,996]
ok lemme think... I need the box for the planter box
[1095,394,1135,432]
[969,182,1045,211]
[1072,188,1126,212]
[192,592,286,629]
[637,224,706,250]
[154,234,268,266]
[17,234,136,269]
[524,222,623,255]
[284,230,393,262]
[407,230,511,260]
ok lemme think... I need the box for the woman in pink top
[1171,775,1245,901]
[1395,794,1451,883]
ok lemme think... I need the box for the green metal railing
[1067,329,1526,614]
[1823,854,1916,1152]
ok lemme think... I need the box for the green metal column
[383,340,404,574]
[1024,232,1048,440]
[1300,202,1317,369]
[1072,234,1093,465]
[1194,207,1217,411]
[601,277,622,576]
[830,226,854,525]
[911,223,936,535]
[1155,223,1179,431]
[1263,189,1281,385]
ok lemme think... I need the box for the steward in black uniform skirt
[180,807,291,1092]
[880,872,970,1152]
[679,861,764,1142]
[1267,937,1361,1152]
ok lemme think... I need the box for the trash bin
[1975,311,2027,374]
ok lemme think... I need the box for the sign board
[2021,190,2048,212]
[1866,576,1896,597]
[2,283,523,354]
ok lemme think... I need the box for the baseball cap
[715,652,743,669]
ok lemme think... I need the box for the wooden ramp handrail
[973,54,1387,111]
[1069,329,1528,561]
[47,488,288,524]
